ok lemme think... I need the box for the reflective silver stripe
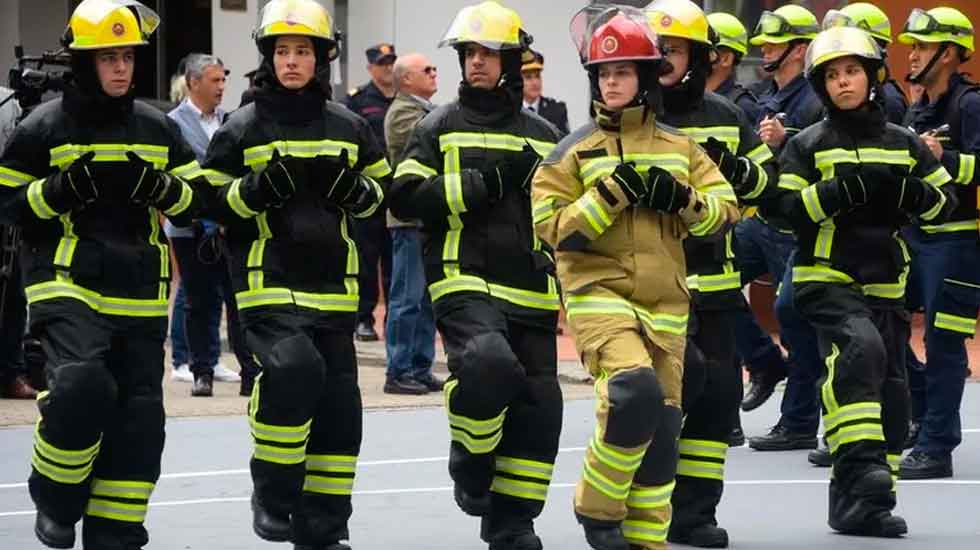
[90,479,154,500]
[85,499,148,522]
[303,475,355,495]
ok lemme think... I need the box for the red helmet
[585,13,661,66]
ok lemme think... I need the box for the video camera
[1,45,73,117]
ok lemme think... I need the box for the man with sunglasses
[896,6,979,480]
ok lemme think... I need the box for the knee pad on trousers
[634,405,682,486]
[682,338,708,412]
[841,318,887,376]
[458,332,525,410]
[264,334,326,405]
[43,362,117,432]
[604,367,664,448]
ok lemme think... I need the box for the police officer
[771,26,954,536]
[822,3,909,124]
[389,3,562,548]
[745,5,826,453]
[202,1,390,548]
[647,1,776,546]
[0,1,203,547]
[534,6,736,549]
[706,13,762,125]
[896,6,980,480]
[344,43,396,342]
[521,50,570,136]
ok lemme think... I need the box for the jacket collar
[593,101,650,132]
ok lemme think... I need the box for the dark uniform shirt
[528,96,569,136]
[757,73,824,145]
[882,79,909,126]
[715,75,763,127]
[343,80,394,150]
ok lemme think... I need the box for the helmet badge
[112,22,126,36]
[660,15,673,29]
[601,35,619,54]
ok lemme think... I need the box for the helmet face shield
[571,5,661,66]
[750,9,819,45]
[439,1,528,51]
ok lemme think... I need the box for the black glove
[245,149,302,209]
[645,165,691,213]
[318,150,368,209]
[311,149,351,189]
[600,162,647,205]
[480,166,506,203]
[509,145,542,196]
[43,151,98,212]
[836,171,876,209]
[898,176,942,216]
[125,152,177,207]
[704,137,750,193]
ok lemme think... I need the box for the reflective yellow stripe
[676,458,725,480]
[163,180,193,216]
[49,143,169,170]
[955,153,976,184]
[234,288,359,312]
[487,282,560,310]
[823,402,882,432]
[203,168,234,186]
[243,140,360,167]
[303,475,354,495]
[626,481,675,509]
[490,476,549,501]
[622,518,669,543]
[778,173,809,191]
[688,194,723,237]
[246,238,267,291]
[429,275,489,301]
[85,498,147,523]
[32,454,92,484]
[227,179,259,218]
[147,206,169,283]
[169,160,204,180]
[678,438,728,459]
[801,185,828,222]
[34,427,100,466]
[90,479,154,500]
[438,132,555,158]
[582,460,631,500]
[920,219,980,234]
[577,193,613,234]
[814,218,835,260]
[362,157,392,179]
[679,126,741,155]
[923,166,952,187]
[565,295,688,335]
[686,271,742,292]
[814,148,914,180]
[822,344,841,412]
[27,179,58,219]
[827,423,885,454]
[919,188,947,222]
[254,443,307,465]
[699,181,738,202]
[394,159,437,179]
[887,453,901,473]
[579,154,689,188]
[25,281,168,316]
[307,454,357,473]
[532,198,556,224]
[792,265,854,285]
[935,312,977,335]
[444,380,507,436]
[745,143,774,164]
[741,164,769,200]
[249,417,312,444]
[589,430,645,473]
[0,166,35,187]
[495,456,554,481]
[352,177,384,219]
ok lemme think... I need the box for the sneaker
[170,364,193,383]
[212,362,241,382]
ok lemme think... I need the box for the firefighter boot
[252,494,291,542]
[455,483,491,517]
[829,469,907,538]
[578,515,630,550]
[34,511,75,549]
[668,524,729,548]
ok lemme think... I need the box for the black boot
[489,530,543,550]
[34,512,75,549]
[903,420,921,450]
[899,450,952,479]
[454,483,490,517]
[741,370,784,412]
[252,494,291,542]
[808,446,832,467]
[748,424,817,451]
[829,469,906,537]
[578,515,629,550]
[668,524,729,548]
[191,373,213,397]
[728,426,745,447]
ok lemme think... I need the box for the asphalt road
[1,385,979,549]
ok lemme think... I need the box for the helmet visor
[570,5,657,65]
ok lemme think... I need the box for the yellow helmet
[254,0,339,59]
[645,0,712,45]
[439,1,530,51]
[750,5,819,46]
[805,26,883,79]
[898,7,974,54]
[823,3,892,45]
[63,0,159,51]
[708,12,749,56]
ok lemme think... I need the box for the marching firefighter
[0,0,202,548]
[771,25,955,537]
[896,6,980,481]
[533,6,735,549]
[201,1,390,548]
[644,0,776,546]
[388,2,563,549]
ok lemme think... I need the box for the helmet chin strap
[763,43,795,73]
[906,42,948,84]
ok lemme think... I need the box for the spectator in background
[0,85,36,400]
[521,49,569,135]
[382,53,442,395]
[167,58,192,384]
[344,43,396,341]
[168,54,258,397]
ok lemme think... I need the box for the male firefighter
[705,12,762,125]
[0,1,203,548]
[388,2,563,549]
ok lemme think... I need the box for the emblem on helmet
[601,36,619,54]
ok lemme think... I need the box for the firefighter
[533,6,736,549]
[705,12,762,125]
[0,1,203,548]
[201,1,390,548]
[644,1,777,546]
[388,2,562,549]
[822,3,909,124]
[771,25,955,537]
[896,6,980,480]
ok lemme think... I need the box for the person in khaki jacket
[532,7,737,550]
[381,52,443,395]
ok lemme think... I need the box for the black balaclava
[587,60,666,124]
[662,40,712,112]
[812,57,886,138]
[456,43,524,126]
[62,49,137,123]
[252,35,332,123]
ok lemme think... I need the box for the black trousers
[671,294,741,532]
[354,212,392,326]
[28,299,166,549]
[241,305,362,546]
[171,233,258,379]
[433,292,563,538]
[0,253,27,382]
[794,283,909,528]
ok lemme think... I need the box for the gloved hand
[43,151,98,212]
[835,171,876,209]
[898,176,942,215]
[510,145,543,196]
[311,149,351,189]
[600,162,647,205]
[479,165,506,203]
[244,149,302,209]
[645,165,691,213]
[125,152,177,207]
[704,137,750,192]
[317,149,369,210]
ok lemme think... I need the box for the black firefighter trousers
[28,299,166,549]
[433,292,563,540]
